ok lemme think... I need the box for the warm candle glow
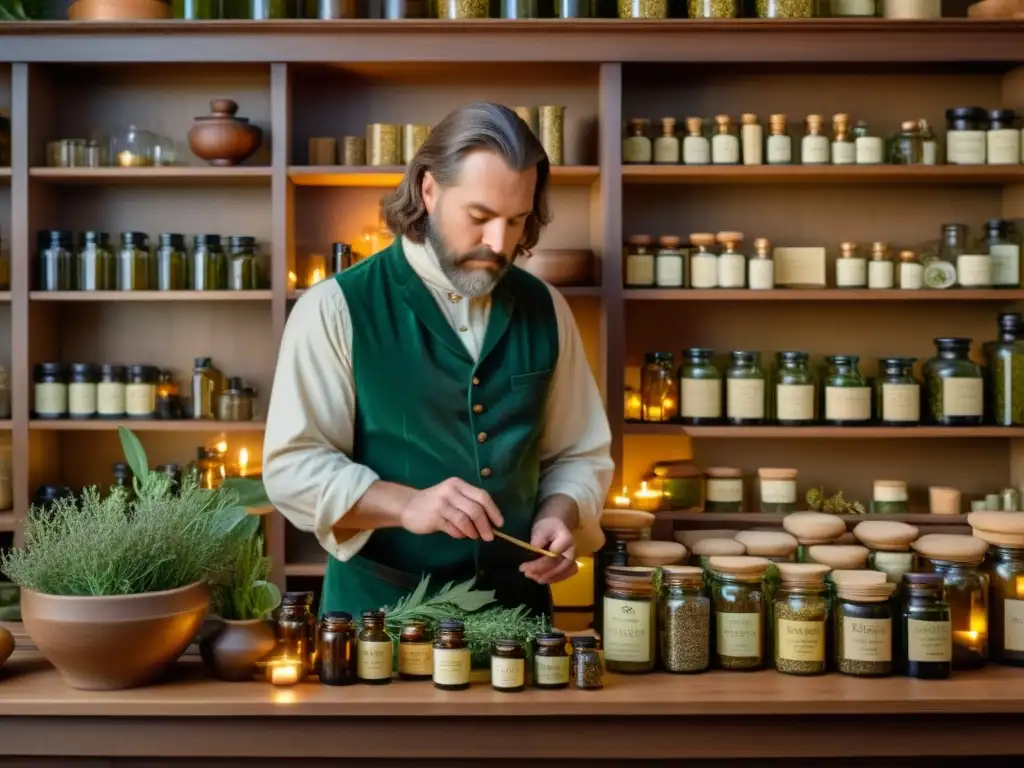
[646,405,662,421]
[613,486,631,508]
[632,481,663,512]
[624,390,642,421]
[215,440,228,455]
[310,268,325,285]
[270,663,300,687]
[116,149,143,167]
[238,447,249,477]
[287,270,298,290]
[1016,575,1024,600]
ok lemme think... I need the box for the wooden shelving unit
[28,166,272,186]
[29,290,272,302]
[625,424,1024,438]
[625,289,1024,301]
[288,164,599,187]
[622,164,1024,185]
[27,420,266,432]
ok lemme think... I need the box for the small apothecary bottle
[872,480,908,514]
[689,233,718,289]
[766,114,792,165]
[867,242,894,289]
[834,580,897,677]
[876,357,920,426]
[708,556,770,671]
[571,636,603,689]
[191,234,228,291]
[491,639,526,692]
[831,113,856,165]
[36,230,73,292]
[433,618,471,690]
[901,573,952,680]
[683,117,710,165]
[891,120,923,165]
[705,467,744,513]
[68,362,97,419]
[34,363,67,419]
[853,120,884,165]
[658,565,711,674]
[749,238,774,290]
[741,113,762,165]
[679,348,721,425]
[156,233,187,291]
[922,337,983,426]
[126,365,158,419]
[398,620,433,681]
[653,117,680,165]
[623,118,653,165]
[758,467,798,513]
[726,350,765,425]
[823,355,871,426]
[78,230,115,291]
[277,591,315,676]
[689,0,737,16]
[624,234,656,287]
[654,235,685,288]
[835,242,867,288]
[898,250,924,290]
[716,231,746,288]
[641,351,677,422]
[317,611,357,686]
[533,632,570,689]
[986,543,1024,665]
[987,109,1020,166]
[228,235,261,290]
[603,565,657,674]
[357,610,393,685]
[983,219,1023,288]
[957,249,993,289]
[773,563,830,676]
[117,231,151,291]
[97,364,127,418]
[919,118,938,164]
[773,351,815,425]
[945,107,988,165]
[801,114,830,165]
[711,115,739,165]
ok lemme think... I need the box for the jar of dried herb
[689,0,736,17]
[773,563,830,676]
[985,312,1024,426]
[901,573,951,680]
[834,580,896,677]
[436,0,488,19]
[679,348,721,425]
[758,467,798,513]
[871,480,908,515]
[117,231,152,291]
[602,565,656,674]
[533,632,570,689]
[618,0,667,17]
[756,0,812,17]
[923,337,983,426]
[705,467,743,513]
[491,639,526,693]
[875,357,920,426]
[726,350,765,425]
[572,636,603,689]
[641,351,677,422]
[708,556,771,671]
[156,233,187,291]
[398,620,433,681]
[773,351,816,425]
[986,544,1024,666]
[823,354,871,426]
[77,231,116,291]
[658,565,710,674]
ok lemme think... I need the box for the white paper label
[625,254,654,287]
[34,382,67,416]
[707,477,743,503]
[941,377,983,418]
[748,259,774,290]
[690,254,718,288]
[989,244,1020,287]
[832,141,855,165]
[97,381,126,415]
[125,383,156,417]
[843,617,892,662]
[868,260,895,289]
[1005,599,1024,652]
[742,124,763,166]
[836,257,867,288]
[433,647,471,686]
[603,596,652,663]
[533,655,570,686]
[881,382,919,422]
[68,382,96,416]
[922,140,937,165]
[623,136,652,164]
[907,619,951,662]
[766,134,792,165]
[716,612,761,658]
[956,254,993,287]
[357,640,393,680]
[683,136,710,165]
[801,135,830,164]
[946,130,986,165]
[654,254,684,287]
[653,137,680,165]
[727,378,765,420]
[776,383,814,421]
[491,656,525,689]
[761,478,796,504]
[712,134,740,165]
[899,262,924,290]
[681,378,721,419]
[987,129,1020,165]
[825,386,871,421]
[855,136,884,164]
[717,253,746,288]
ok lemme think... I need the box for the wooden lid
[662,565,702,577]
[775,562,831,584]
[758,467,798,480]
[912,533,988,564]
[689,232,717,247]
[627,540,687,566]
[705,466,743,479]
[782,511,847,541]
[734,530,798,557]
[853,520,919,551]
[708,555,772,578]
[674,529,739,548]
[600,509,655,530]
[968,510,1024,536]
[716,231,744,244]
[834,532,857,545]
[831,569,887,586]
[836,581,897,603]
[971,528,1024,548]
[806,544,869,569]
[691,538,746,556]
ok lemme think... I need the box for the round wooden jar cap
[783,511,847,541]
[806,544,870,569]
[692,538,746,556]
[853,520,920,551]
[831,569,887,586]
[600,509,655,530]
[661,565,703,578]
[968,510,1024,536]
[758,467,798,480]
[705,466,743,478]
[734,530,798,557]
[674,529,739,548]
[971,528,1024,548]
[627,540,687,566]
[912,533,989,564]
[835,581,897,603]
[775,562,831,584]
[707,555,772,577]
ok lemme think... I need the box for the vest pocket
[510,369,553,389]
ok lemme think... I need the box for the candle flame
[287,270,298,288]
[311,268,325,285]
[215,440,228,454]
[238,447,249,477]
[613,485,631,508]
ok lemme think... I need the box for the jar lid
[281,591,314,606]
[495,638,523,651]
[967,510,1024,536]
[945,106,987,121]
[627,234,653,246]
[782,511,847,543]
[904,572,943,588]
[757,467,797,481]
[194,234,222,246]
[933,337,971,349]
[120,231,148,245]
[777,350,808,362]
[705,466,742,479]
[99,364,126,379]
[626,540,687,566]
[600,509,655,531]
[128,364,158,381]
[361,609,385,621]
[898,250,917,262]
[81,230,110,243]
[775,562,830,585]
[605,565,656,580]
[734,530,798,557]
[912,533,988,564]
[158,233,185,247]
[324,611,353,622]
[194,357,213,367]
[688,232,716,247]
[831,569,887,587]
[34,362,64,377]
[658,235,681,248]
[741,113,758,124]
[691,537,745,556]
[835,580,896,603]
[112,461,132,476]
[707,555,772,579]
[650,460,702,479]
[674,528,740,548]
[571,636,597,649]
[230,235,256,247]
[716,231,744,244]
[806,544,870,570]
[69,362,96,376]
[970,528,1024,549]
[873,479,906,490]
[535,631,566,646]
[661,565,703,584]
[439,618,465,631]
[853,520,919,551]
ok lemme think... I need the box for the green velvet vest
[320,239,559,619]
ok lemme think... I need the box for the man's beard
[425,215,511,298]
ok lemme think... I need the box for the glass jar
[77,231,116,291]
[923,224,959,290]
[602,565,656,674]
[658,566,710,674]
[491,639,526,693]
[155,233,187,291]
[875,357,919,426]
[749,237,774,290]
[773,573,829,676]
[828,0,875,15]
[36,230,73,291]
[683,117,710,166]
[357,610,393,684]
[709,563,767,671]
[195,446,226,490]
[398,620,433,681]
[68,362,97,419]
[594,529,638,633]
[918,118,938,164]
[645,460,703,511]
[640,351,677,422]
[711,115,740,166]
[923,337,983,426]
[533,631,570,689]
[901,573,952,680]
[622,118,652,165]
[433,618,470,690]
[618,0,667,15]
[986,312,1024,426]
[97,364,127,418]
[436,0,488,17]
[871,480,908,514]
[758,467,798,513]
[766,114,792,165]
[986,108,1019,166]
[890,120,923,165]
[773,351,816,425]
[624,235,656,288]
[867,242,894,289]
[757,0,812,16]
[945,107,988,165]
[572,636,603,689]
[277,591,314,677]
[34,362,67,419]
[716,231,746,288]
[834,590,894,677]
[983,219,1023,289]
[689,232,718,289]
[229,235,261,290]
[653,117,680,165]
[869,549,916,585]
[922,556,989,670]
[801,114,830,165]
[987,545,1024,666]
[689,0,736,18]
[126,365,158,419]
[679,348,721,425]
[705,467,743,513]
[835,241,867,288]
[154,462,182,495]
[822,355,871,426]
[654,235,685,288]
[316,611,357,686]
[117,231,152,291]
[898,250,924,290]
[726,350,765,425]
[190,234,228,291]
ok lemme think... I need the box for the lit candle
[287,270,298,291]
[646,405,663,422]
[116,149,142,167]
[613,486,631,508]
[306,254,327,288]
[632,480,662,513]
[269,662,301,687]
[214,440,228,455]
[1016,575,1024,600]
[238,447,249,477]
[624,389,642,421]
[954,609,989,651]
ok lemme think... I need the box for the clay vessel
[21,582,209,690]
[200,618,277,682]
[188,99,263,167]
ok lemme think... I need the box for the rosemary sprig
[806,487,867,515]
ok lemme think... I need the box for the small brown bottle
[433,618,471,691]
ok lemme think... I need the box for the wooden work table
[0,653,1022,763]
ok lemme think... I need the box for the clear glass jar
[834,593,893,677]
[773,351,816,425]
[773,578,829,676]
[433,618,470,690]
[726,350,765,425]
[653,117,680,165]
[97,364,127,418]
[867,241,894,289]
[398,620,433,681]
[679,348,721,425]
[654,235,685,288]
[758,467,798,513]
[923,224,959,290]
[828,0,875,15]
[898,250,924,290]
[229,235,261,290]
[641,351,677,423]
[622,118,652,165]
[658,566,710,674]
[987,545,1024,666]
[922,556,989,670]
[77,231,116,291]
[711,115,740,165]
[682,117,710,166]
[126,365,157,419]
[436,0,488,17]
[572,636,603,689]
[689,0,736,17]
[923,337,983,426]
[890,119,923,165]
[156,233,187,291]
[822,354,871,426]
[646,460,703,511]
[68,362,97,420]
[749,237,774,290]
[945,107,988,166]
[875,356,919,426]
[603,566,656,673]
[190,233,228,291]
[710,566,766,671]
[491,639,526,692]
[533,631,570,689]
[624,234,656,287]
[835,241,867,288]
[918,118,938,164]
[900,573,951,680]
[757,0,812,16]
[116,231,152,291]
[985,312,1024,426]
[716,231,746,288]
[983,218,1022,289]
[689,233,718,289]
[33,362,67,419]
[871,480,908,515]
[853,120,884,164]
[705,467,743,513]
[357,609,393,684]
[36,229,73,291]
[619,0,667,16]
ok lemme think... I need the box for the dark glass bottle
[357,610,393,685]
[491,639,526,693]
[822,354,871,426]
[772,350,816,425]
[984,313,1024,426]
[331,242,353,275]
[111,461,135,502]
[36,229,73,291]
[983,218,1023,289]
[678,347,721,425]
[277,591,315,677]
[317,611,357,686]
[572,636,604,689]
[987,544,1024,666]
[875,357,920,426]
[153,463,182,495]
[533,631,570,689]
[156,233,187,291]
[398,620,433,681]
[77,231,116,291]
[433,618,471,691]
[923,337,984,426]
[901,573,951,680]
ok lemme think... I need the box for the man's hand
[520,516,578,585]
[400,477,504,541]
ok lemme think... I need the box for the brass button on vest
[473,404,484,414]
[458,326,468,333]
[472,376,480,386]
[480,467,492,478]
[477,432,487,443]
[449,293,462,303]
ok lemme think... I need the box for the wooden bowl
[517,249,595,286]
[69,0,171,19]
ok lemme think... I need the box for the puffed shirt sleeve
[262,278,379,562]
[537,285,615,526]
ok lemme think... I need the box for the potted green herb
[0,427,255,690]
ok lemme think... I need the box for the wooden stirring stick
[493,530,559,558]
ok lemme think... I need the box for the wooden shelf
[659,511,967,525]
[0,293,10,303]
[0,168,9,183]
[29,290,272,302]
[625,289,1024,302]
[625,424,1024,438]
[28,167,272,186]
[287,285,601,300]
[288,165,599,188]
[0,421,12,430]
[0,513,17,532]
[622,165,1024,185]
[29,420,266,432]
[284,561,327,577]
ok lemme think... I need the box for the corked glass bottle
[922,337,983,426]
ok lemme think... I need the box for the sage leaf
[117,426,150,482]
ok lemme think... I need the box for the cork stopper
[627,540,687,567]
[833,113,849,126]
[912,533,989,565]
[734,530,798,558]
[689,232,717,248]
[782,511,847,543]
[691,538,745,557]
[835,580,897,604]
[627,234,654,247]
[900,119,918,132]
[768,114,787,136]
[806,544,870,570]
[741,113,759,125]
[706,466,742,478]
[899,250,917,263]
[838,242,859,258]
[627,117,650,133]
[716,231,744,247]
[775,562,831,585]
[714,114,732,128]
[686,117,703,135]
[805,114,823,133]
[853,520,920,551]
[658,235,681,248]
[758,467,798,480]
[753,237,772,258]
[870,242,890,261]
[660,117,676,136]
[968,509,1024,536]
[707,556,772,579]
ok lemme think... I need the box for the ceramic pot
[21,582,209,690]
[188,99,263,167]
[200,618,277,682]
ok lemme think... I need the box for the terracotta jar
[188,99,263,167]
